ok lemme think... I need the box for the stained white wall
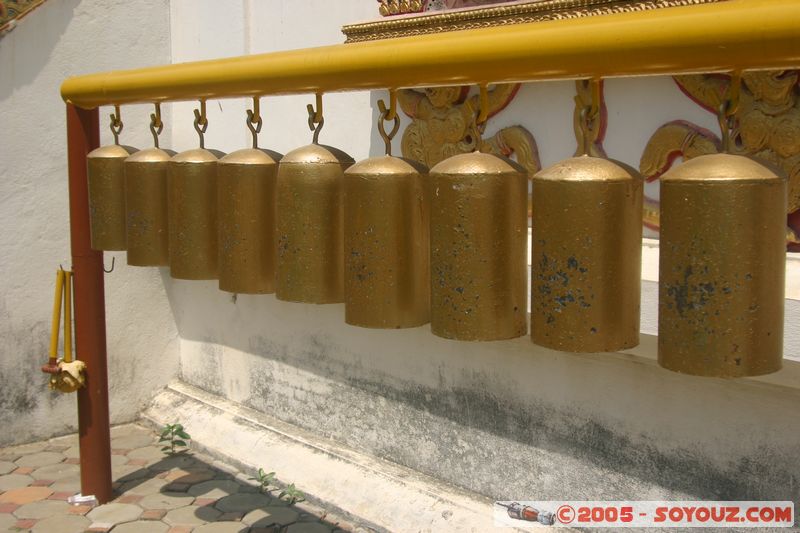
[0,0,178,445]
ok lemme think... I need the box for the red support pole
[66,104,113,504]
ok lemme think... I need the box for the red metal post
[66,104,113,504]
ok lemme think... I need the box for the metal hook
[574,78,602,156]
[193,100,208,149]
[103,256,115,273]
[150,103,163,148]
[377,97,400,156]
[246,97,263,149]
[109,105,123,145]
[718,72,741,153]
[307,94,324,144]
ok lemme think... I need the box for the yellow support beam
[62,0,800,109]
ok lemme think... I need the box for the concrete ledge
[142,380,534,532]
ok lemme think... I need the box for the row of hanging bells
[85,77,786,378]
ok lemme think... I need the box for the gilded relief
[640,71,800,250]
[399,84,540,175]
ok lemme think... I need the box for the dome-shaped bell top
[219,148,281,166]
[535,155,633,182]
[125,147,175,163]
[170,148,224,164]
[661,153,782,183]
[88,144,137,159]
[430,151,525,175]
[281,144,354,166]
[345,155,428,176]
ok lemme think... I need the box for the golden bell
[275,144,353,303]
[124,148,175,266]
[87,144,137,251]
[168,148,224,280]
[659,154,785,377]
[531,156,642,352]
[429,152,527,340]
[217,148,282,294]
[343,155,430,328]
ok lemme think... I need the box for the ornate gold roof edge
[342,0,726,43]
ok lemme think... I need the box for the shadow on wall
[0,0,78,102]
[158,269,800,506]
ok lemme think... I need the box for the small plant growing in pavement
[279,483,305,505]
[159,423,191,455]
[249,467,276,493]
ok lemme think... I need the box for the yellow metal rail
[62,0,800,109]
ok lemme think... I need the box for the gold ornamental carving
[640,70,800,250]
[344,0,725,43]
[399,84,540,175]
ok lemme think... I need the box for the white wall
[0,0,178,445]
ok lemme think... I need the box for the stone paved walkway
[0,424,350,532]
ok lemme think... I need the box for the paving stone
[48,476,81,493]
[13,466,34,474]
[111,433,155,449]
[0,473,33,490]
[244,506,300,527]
[48,491,76,501]
[286,522,334,533]
[166,467,215,484]
[113,463,149,483]
[164,504,222,526]
[0,461,16,474]
[150,454,198,472]
[14,451,64,468]
[68,504,93,515]
[30,462,79,480]
[110,454,129,467]
[193,521,248,533]
[0,513,15,531]
[0,486,52,504]
[4,442,47,456]
[0,502,19,512]
[187,479,241,499]
[216,492,273,513]
[31,514,89,532]
[167,526,194,533]
[13,499,69,519]
[127,446,165,462]
[111,519,170,533]
[120,476,168,496]
[14,518,37,530]
[141,509,167,520]
[138,491,194,510]
[87,502,143,525]
[117,494,143,504]
[63,446,80,459]
[218,511,244,521]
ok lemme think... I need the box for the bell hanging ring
[87,105,137,251]
[168,101,224,280]
[125,103,173,266]
[275,96,354,303]
[343,94,430,328]
[217,98,282,294]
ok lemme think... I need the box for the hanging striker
[218,99,282,294]
[275,98,354,303]
[531,157,642,352]
[658,154,785,377]
[343,96,430,328]
[87,106,137,251]
[168,101,223,280]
